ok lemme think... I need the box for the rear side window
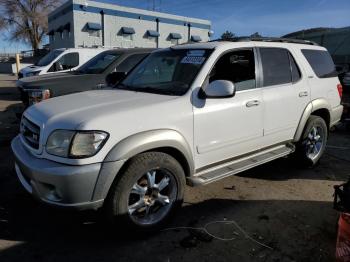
[301,49,337,78]
[260,48,302,87]
[260,48,292,87]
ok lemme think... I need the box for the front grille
[21,117,40,149]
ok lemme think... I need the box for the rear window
[301,49,337,78]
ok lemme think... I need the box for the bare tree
[0,0,63,53]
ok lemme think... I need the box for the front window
[35,50,64,66]
[117,49,212,96]
[77,52,120,74]
[48,52,79,72]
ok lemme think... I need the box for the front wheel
[104,152,185,230]
[296,115,328,166]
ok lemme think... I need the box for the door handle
[96,83,106,89]
[246,100,260,107]
[299,91,308,97]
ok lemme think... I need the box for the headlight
[28,89,51,105]
[26,71,41,77]
[70,132,108,157]
[46,130,75,157]
[46,130,108,158]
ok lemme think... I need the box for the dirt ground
[0,74,350,262]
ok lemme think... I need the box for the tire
[295,115,328,167]
[104,151,185,231]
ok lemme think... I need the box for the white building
[48,0,212,49]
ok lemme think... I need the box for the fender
[293,98,331,142]
[104,129,194,172]
[92,129,195,201]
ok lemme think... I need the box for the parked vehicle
[12,38,343,230]
[18,48,106,79]
[340,71,350,126]
[16,48,153,107]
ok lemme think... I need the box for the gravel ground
[0,74,349,262]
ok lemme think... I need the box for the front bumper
[11,136,104,210]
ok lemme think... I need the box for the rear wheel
[104,152,185,230]
[296,115,328,166]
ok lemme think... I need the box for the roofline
[49,0,211,30]
[210,37,319,46]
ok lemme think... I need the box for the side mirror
[106,71,127,87]
[204,80,235,98]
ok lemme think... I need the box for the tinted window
[49,52,79,72]
[260,48,291,87]
[116,54,147,73]
[77,52,120,74]
[209,49,256,91]
[301,49,337,78]
[289,53,301,83]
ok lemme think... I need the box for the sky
[1,0,350,53]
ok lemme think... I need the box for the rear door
[257,47,310,146]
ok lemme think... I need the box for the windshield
[77,52,120,74]
[35,50,64,66]
[118,49,212,96]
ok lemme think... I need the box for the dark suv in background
[16,48,153,107]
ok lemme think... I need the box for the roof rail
[210,36,319,46]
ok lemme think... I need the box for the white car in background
[18,48,107,78]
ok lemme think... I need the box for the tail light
[337,84,343,99]
[28,89,51,105]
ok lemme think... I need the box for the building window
[169,33,182,45]
[146,30,159,43]
[123,34,133,41]
[89,30,100,37]
[85,22,102,38]
[121,27,135,41]
[171,39,179,45]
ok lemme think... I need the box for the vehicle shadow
[0,144,344,262]
[0,103,22,147]
[0,194,338,262]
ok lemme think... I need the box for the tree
[221,30,236,40]
[0,0,63,53]
[251,32,262,38]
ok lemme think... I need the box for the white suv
[12,38,343,229]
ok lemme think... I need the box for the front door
[193,48,264,169]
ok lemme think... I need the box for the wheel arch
[93,129,194,202]
[293,99,331,142]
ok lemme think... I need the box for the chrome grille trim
[21,116,40,150]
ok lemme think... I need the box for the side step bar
[187,144,295,186]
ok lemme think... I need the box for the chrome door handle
[96,83,106,89]
[246,100,260,107]
[299,91,308,97]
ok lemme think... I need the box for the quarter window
[209,49,256,91]
[301,49,337,78]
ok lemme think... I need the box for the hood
[25,89,177,132]
[17,72,100,89]
[20,65,44,74]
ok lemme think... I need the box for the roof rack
[210,36,319,46]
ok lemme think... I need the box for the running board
[187,144,295,186]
